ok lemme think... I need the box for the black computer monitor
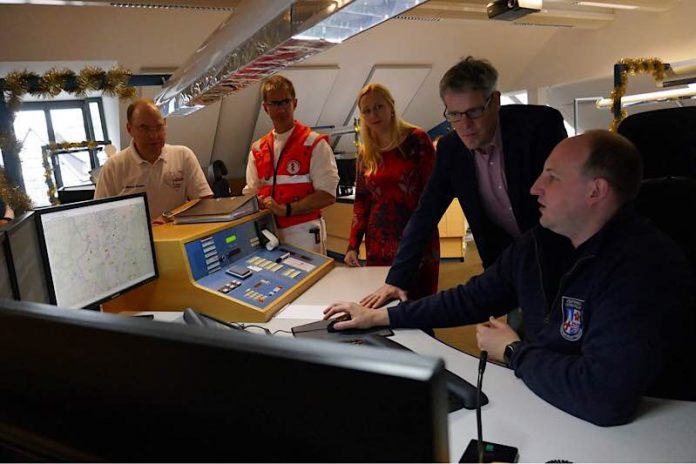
[1,212,51,304]
[33,193,157,309]
[0,299,450,462]
[0,234,15,299]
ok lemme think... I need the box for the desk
[149,266,696,462]
[322,198,467,259]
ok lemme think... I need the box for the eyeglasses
[443,94,493,123]
[265,98,293,108]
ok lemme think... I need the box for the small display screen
[225,234,237,244]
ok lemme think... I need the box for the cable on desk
[272,329,293,335]
[238,324,272,335]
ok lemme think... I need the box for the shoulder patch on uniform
[560,296,584,341]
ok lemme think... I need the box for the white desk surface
[145,266,696,463]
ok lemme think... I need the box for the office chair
[618,107,696,272]
[207,159,232,198]
[633,176,696,272]
[617,106,696,179]
[619,108,696,403]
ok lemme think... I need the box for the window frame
[17,98,109,189]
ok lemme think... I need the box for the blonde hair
[357,83,416,175]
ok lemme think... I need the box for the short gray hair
[439,56,498,100]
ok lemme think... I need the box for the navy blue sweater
[389,206,695,426]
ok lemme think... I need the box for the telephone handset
[261,229,279,251]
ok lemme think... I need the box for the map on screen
[39,196,156,308]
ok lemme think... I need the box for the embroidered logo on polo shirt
[164,169,184,191]
[560,296,584,341]
[286,160,301,175]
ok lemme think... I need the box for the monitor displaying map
[35,193,157,309]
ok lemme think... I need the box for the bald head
[531,130,643,246]
[127,98,161,124]
[580,130,643,204]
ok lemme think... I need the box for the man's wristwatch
[503,341,521,367]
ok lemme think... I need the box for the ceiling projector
[487,0,542,21]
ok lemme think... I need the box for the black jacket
[386,104,567,290]
[389,206,695,426]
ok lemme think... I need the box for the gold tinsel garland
[41,141,103,206]
[0,167,32,215]
[608,58,665,132]
[3,66,137,111]
[48,140,99,151]
[40,146,59,206]
[1,65,136,207]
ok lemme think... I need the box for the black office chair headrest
[634,176,696,271]
[618,107,696,179]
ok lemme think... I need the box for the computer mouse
[327,314,351,332]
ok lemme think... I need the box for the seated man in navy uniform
[325,130,695,426]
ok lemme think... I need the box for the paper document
[275,304,327,320]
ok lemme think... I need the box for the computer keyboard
[359,335,488,412]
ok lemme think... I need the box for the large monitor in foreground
[0,234,14,299]
[1,212,51,304]
[0,299,449,462]
[34,193,157,309]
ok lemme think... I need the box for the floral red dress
[348,128,440,299]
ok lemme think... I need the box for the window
[12,99,109,206]
[500,91,528,106]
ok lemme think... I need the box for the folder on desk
[174,195,259,224]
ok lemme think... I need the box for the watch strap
[504,341,521,367]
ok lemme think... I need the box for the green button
[485,444,495,452]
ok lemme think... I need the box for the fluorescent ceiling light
[158,0,428,117]
[294,0,427,44]
[575,1,639,9]
[596,87,696,108]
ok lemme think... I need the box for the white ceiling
[1,0,694,175]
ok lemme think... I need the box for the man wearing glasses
[361,57,567,314]
[243,75,339,254]
[95,98,212,222]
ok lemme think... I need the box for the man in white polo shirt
[94,98,212,222]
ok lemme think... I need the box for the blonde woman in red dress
[345,83,439,300]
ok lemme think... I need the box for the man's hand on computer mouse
[359,284,407,309]
[323,301,390,331]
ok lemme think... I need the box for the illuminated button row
[202,237,221,273]
[244,289,266,303]
[218,279,242,294]
[247,256,284,272]
[282,269,301,279]
[243,284,284,303]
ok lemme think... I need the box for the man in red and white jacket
[243,75,339,254]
